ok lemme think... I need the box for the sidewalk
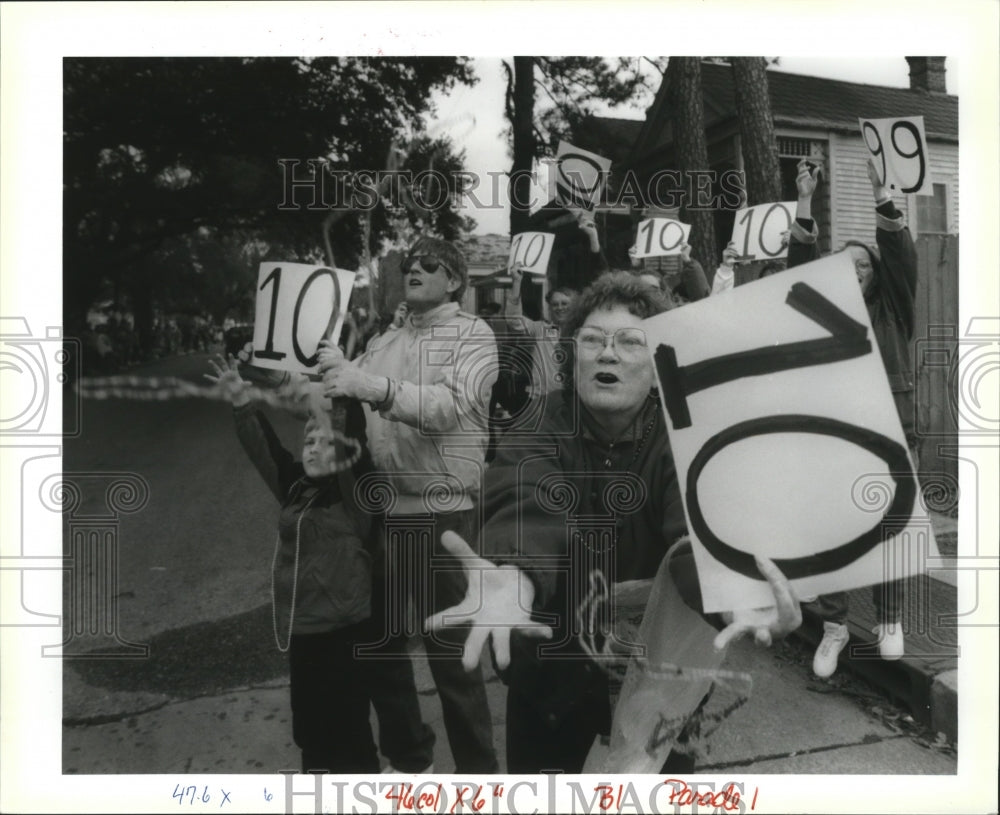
[61,513,960,775]
[794,510,959,741]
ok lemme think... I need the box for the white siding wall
[829,133,959,247]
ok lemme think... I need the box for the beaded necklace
[598,396,659,471]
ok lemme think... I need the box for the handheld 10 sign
[644,252,939,613]
[633,217,691,259]
[507,232,555,275]
[729,201,795,263]
[251,263,356,375]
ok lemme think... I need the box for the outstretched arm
[425,531,554,671]
[787,158,821,269]
[205,354,300,500]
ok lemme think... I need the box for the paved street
[60,352,957,780]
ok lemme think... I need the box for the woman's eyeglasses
[402,255,454,277]
[574,327,648,358]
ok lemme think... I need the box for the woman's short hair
[558,271,672,395]
[404,237,468,303]
[545,286,577,305]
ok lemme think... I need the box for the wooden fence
[912,234,960,489]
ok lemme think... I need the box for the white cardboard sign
[508,231,555,275]
[645,251,938,613]
[729,201,795,262]
[633,217,691,259]
[251,262,356,375]
[553,140,612,211]
[859,116,932,196]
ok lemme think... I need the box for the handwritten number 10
[510,234,546,269]
[637,219,684,255]
[737,203,791,260]
[255,266,338,367]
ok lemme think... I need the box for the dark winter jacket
[234,403,373,636]
[479,394,702,722]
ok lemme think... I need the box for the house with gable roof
[623,57,957,265]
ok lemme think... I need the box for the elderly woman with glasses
[427,271,800,773]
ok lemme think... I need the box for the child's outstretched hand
[205,354,251,407]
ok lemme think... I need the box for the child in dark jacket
[786,157,918,678]
[206,354,379,773]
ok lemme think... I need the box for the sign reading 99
[858,116,931,196]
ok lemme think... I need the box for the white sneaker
[873,623,905,661]
[813,622,849,678]
[381,762,434,774]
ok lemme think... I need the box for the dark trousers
[365,509,498,773]
[289,620,380,774]
[810,582,903,626]
[505,678,696,774]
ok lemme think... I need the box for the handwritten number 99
[862,121,926,194]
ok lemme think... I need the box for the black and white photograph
[1,2,997,813]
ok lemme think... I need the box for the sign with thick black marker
[729,201,794,262]
[858,116,932,196]
[553,140,611,211]
[251,262,356,375]
[644,252,938,613]
[633,217,691,259]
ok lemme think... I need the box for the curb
[794,605,958,743]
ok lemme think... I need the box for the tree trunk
[509,57,536,236]
[730,58,781,206]
[665,57,717,273]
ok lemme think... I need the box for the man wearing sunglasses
[319,236,499,773]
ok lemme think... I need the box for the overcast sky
[428,57,959,236]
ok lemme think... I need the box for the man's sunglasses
[402,255,455,277]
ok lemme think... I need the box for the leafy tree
[64,57,475,342]
[502,57,649,234]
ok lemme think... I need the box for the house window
[777,137,812,158]
[776,138,824,202]
[915,183,950,234]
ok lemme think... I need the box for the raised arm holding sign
[787,151,922,676]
